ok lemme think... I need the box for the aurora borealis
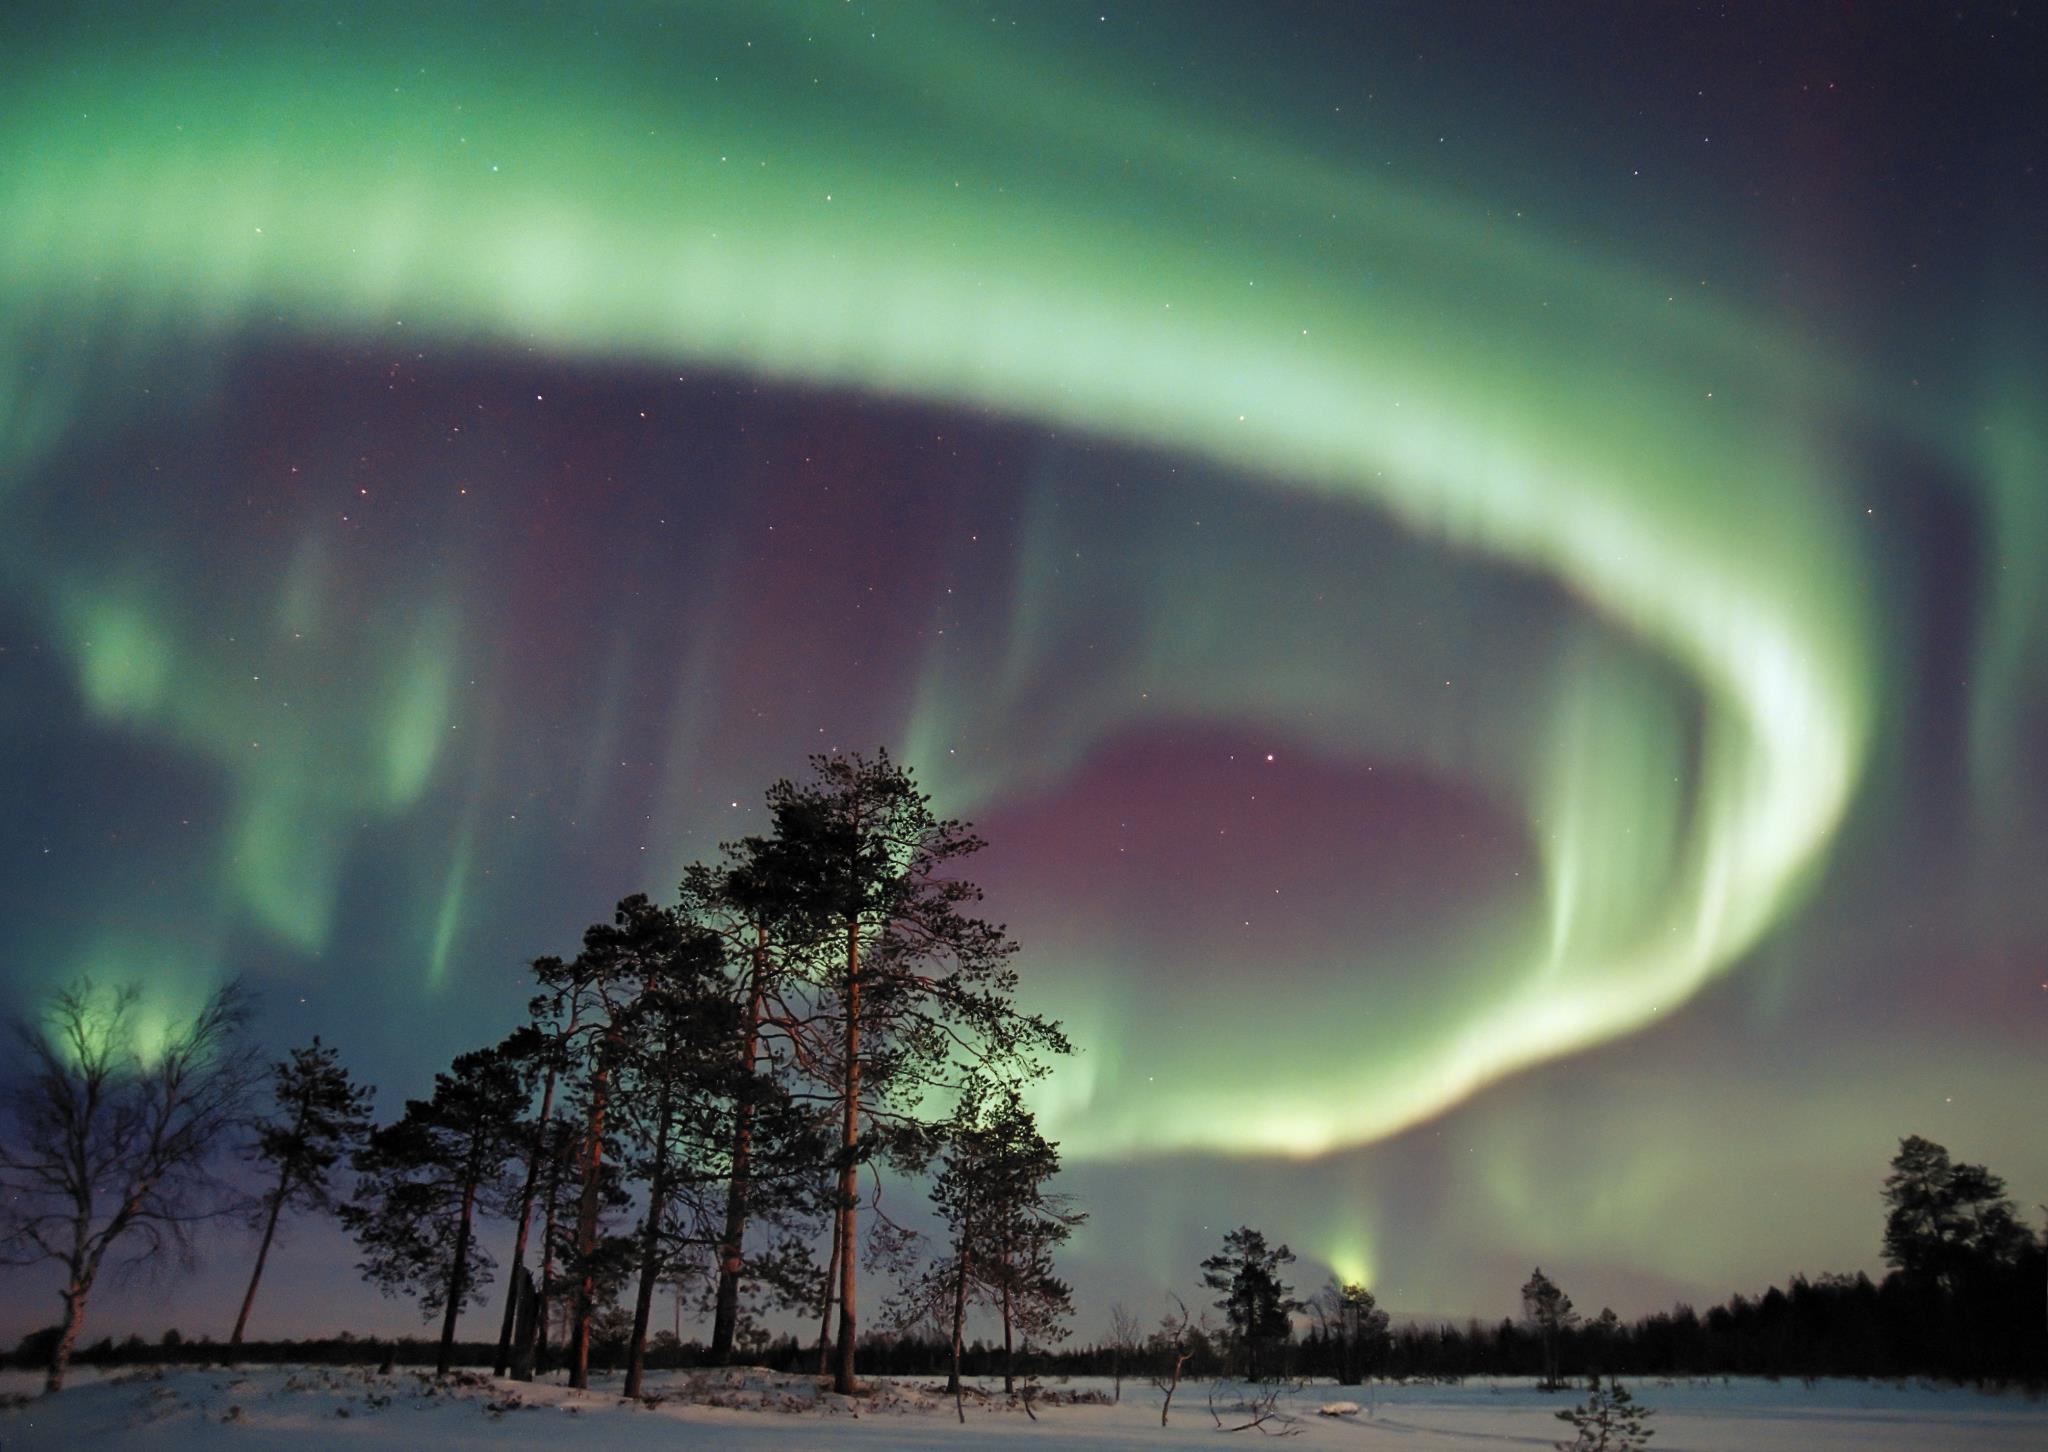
[2,0,2044,1334]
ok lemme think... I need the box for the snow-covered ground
[2,1366,2042,1449]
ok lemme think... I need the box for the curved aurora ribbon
[0,4,1885,1157]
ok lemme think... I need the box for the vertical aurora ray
[0,0,2035,1187]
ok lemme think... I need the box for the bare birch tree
[0,978,255,1392]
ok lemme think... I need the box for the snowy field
[2,1366,2042,1450]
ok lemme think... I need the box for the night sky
[2,1,2044,1340]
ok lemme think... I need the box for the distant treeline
[15,1246,2045,1388]
[1346,1259,2048,1386]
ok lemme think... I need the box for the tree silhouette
[1882,1135,2030,1291]
[534,896,672,1389]
[343,1039,530,1375]
[1313,1278,1391,1385]
[0,978,255,1392]
[925,1084,1081,1403]
[230,1037,374,1345]
[616,917,740,1399]
[1201,1225,1300,1381]
[1555,1377,1655,1450]
[767,750,1069,1393]
[679,845,829,1366]
[1522,1267,1578,1389]
[492,978,576,1375]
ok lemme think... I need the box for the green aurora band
[0,5,2035,1173]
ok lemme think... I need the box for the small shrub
[1554,1377,1654,1451]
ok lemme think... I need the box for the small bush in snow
[1554,1378,1653,1451]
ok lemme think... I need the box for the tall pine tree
[1201,1226,1300,1382]
[230,1037,375,1345]
[961,1088,1081,1394]
[343,1040,530,1375]
[616,918,738,1398]
[1521,1267,1578,1390]
[680,844,828,1365]
[535,896,672,1389]
[767,750,1070,1394]
[490,974,581,1374]
[1312,1278,1390,1386]
[1882,1135,2031,1291]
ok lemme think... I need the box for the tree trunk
[46,1274,91,1394]
[622,1074,675,1400]
[1000,1232,1015,1394]
[831,915,861,1395]
[569,1045,615,1390]
[536,1135,565,1374]
[710,930,766,1364]
[496,1049,563,1375]
[947,1232,971,1396]
[1161,1349,1189,1426]
[438,1172,479,1376]
[230,1181,288,1347]
[510,1269,540,1382]
[814,1206,841,1376]
[233,1092,309,1350]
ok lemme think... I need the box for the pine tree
[617,918,740,1399]
[343,1041,530,1375]
[1585,1306,1622,1376]
[1201,1226,1300,1381]
[977,1091,1082,1395]
[230,1037,375,1345]
[1313,1278,1391,1385]
[1882,1135,2030,1291]
[1522,1267,1578,1389]
[536,896,673,1389]
[526,1111,584,1373]
[680,845,829,1366]
[492,978,576,1375]
[767,750,1070,1394]
[927,1086,1082,1403]
[1554,1377,1654,1451]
